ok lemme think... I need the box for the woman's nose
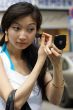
[19,31,27,40]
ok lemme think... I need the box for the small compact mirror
[54,35,66,50]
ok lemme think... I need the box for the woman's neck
[7,43,22,59]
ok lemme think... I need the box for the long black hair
[1,2,48,100]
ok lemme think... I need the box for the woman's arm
[0,57,13,101]
[0,55,46,110]
[45,61,64,105]
[42,32,64,105]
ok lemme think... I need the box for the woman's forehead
[12,16,36,26]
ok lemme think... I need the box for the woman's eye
[27,28,35,32]
[12,26,20,31]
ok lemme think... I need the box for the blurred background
[1,0,73,110]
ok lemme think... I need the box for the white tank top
[0,44,42,110]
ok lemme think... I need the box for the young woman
[0,2,64,110]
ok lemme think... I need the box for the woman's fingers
[50,48,62,57]
[43,32,53,46]
[40,32,53,55]
[40,32,62,57]
[40,34,45,46]
[45,45,52,54]
[51,44,63,57]
[45,43,63,57]
[40,32,53,47]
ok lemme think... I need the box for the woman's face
[7,15,37,49]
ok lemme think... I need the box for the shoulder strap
[5,90,16,110]
[6,89,31,110]
[2,43,15,70]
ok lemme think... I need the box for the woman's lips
[16,42,27,44]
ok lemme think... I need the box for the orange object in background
[58,29,70,52]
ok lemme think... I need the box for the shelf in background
[37,6,73,11]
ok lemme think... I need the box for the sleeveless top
[0,43,42,110]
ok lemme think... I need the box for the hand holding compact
[38,32,66,66]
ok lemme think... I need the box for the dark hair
[0,2,48,100]
[1,2,42,33]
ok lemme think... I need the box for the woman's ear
[5,31,8,42]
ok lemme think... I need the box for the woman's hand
[38,32,63,66]
[38,32,52,61]
[45,43,62,66]
[43,33,62,66]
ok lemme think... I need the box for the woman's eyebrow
[29,22,36,25]
[27,24,36,28]
[12,22,36,26]
[12,22,21,26]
